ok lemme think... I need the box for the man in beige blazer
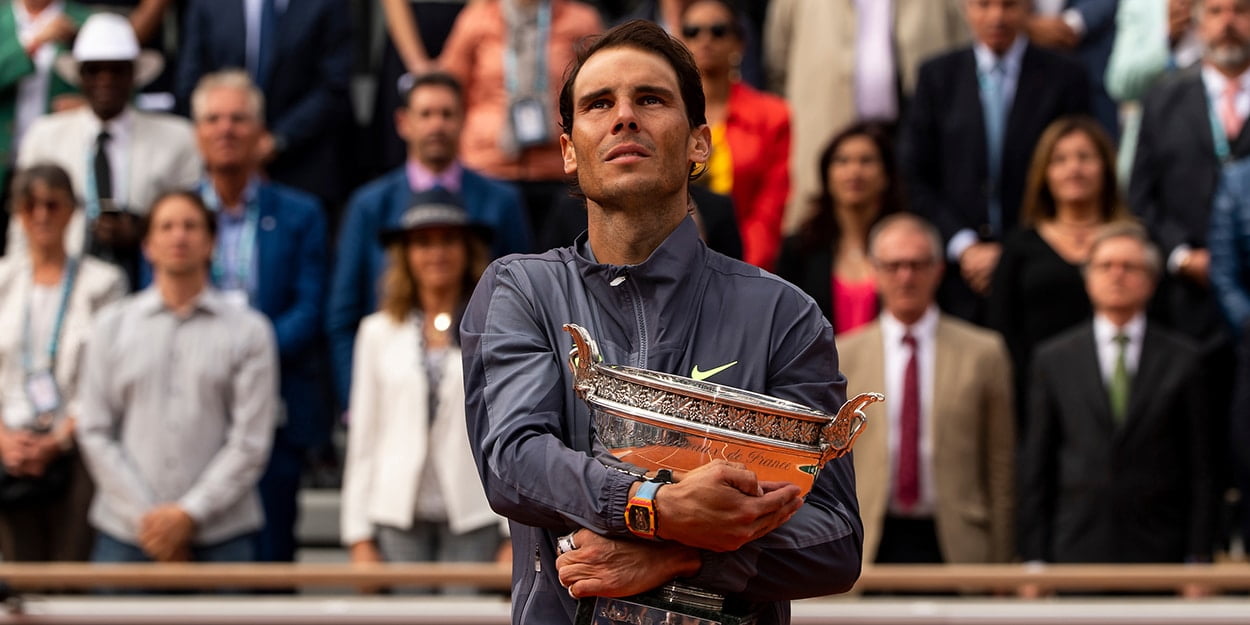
[764,0,968,235]
[838,213,1014,564]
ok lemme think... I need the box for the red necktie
[896,333,920,511]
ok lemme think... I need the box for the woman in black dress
[989,115,1128,423]
[775,121,903,335]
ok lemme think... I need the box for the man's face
[965,0,1028,55]
[1085,237,1156,318]
[872,226,944,322]
[79,60,134,121]
[1199,0,1250,70]
[195,86,263,173]
[143,195,215,276]
[396,84,464,169]
[560,46,710,208]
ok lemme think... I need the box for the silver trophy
[564,324,881,624]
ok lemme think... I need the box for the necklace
[432,312,452,333]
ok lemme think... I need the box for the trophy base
[575,582,759,625]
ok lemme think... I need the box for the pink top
[832,275,877,334]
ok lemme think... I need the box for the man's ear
[560,133,578,176]
[688,124,711,167]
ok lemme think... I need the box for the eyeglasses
[1087,260,1149,275]
[681,23,731,40]
[873,258,937,274]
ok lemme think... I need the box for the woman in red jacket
[679,0,790,270]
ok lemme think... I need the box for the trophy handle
[819,392,882,464]
[563,323,602,395]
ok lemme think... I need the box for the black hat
[378,187,494,246]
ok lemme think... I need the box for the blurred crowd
[0,0,1249,598]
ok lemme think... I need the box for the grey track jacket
[462,217,863,624]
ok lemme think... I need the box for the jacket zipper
[621,272,649,367]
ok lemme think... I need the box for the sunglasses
[681,23,731,39]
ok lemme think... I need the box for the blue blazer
[176,0,353,205]
[253,183,331,450]
[326,166,529,405]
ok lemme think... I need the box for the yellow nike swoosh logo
[690,361,738,382]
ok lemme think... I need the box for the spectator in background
[191,70,329,564]
[839,213,1014,565]
[341,194,503,583]
[901,0,1089,323]
[15,12,199,288]
[776,121,903,334]
[621,0,764,89]
[1106,0,1203,182]
[438,0,601,235]
[77,191,277,564]
[677,0,786,270]
[765,0,968,236]
[1,0,89,255]
[1027,0,1122,137]
[177,0,352,212]
[1208,156,1250,548]
[989,115,1127,423]
[0,164,125,562]
[1130,0,1250,512]
[369,0,468,175]
[1019,222,1214,575]
[328,72,527,410]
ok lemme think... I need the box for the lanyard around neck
[21,256,81,374]
[201,180,261,296]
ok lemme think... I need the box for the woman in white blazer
[0,164,127,561]
[341,189,503,582]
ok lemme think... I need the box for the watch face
[627,506,653,533]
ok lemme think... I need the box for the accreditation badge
[24,369,62,417]
[510,97,551,148]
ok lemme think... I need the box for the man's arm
[1105,0,1172,102]
[270,199,328,357]
[762,0,795,95]
[177,317,277,525]
[1018,350,1060,562]
[1130,86,1194,258]
[75,307,157,525]
[1182,348,1216,561]
[325,195,372,406]
[267,1,352,155]
[900,59,965,253]
[982,335,1017,563]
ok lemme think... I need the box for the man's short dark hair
[558,19,707,137]
[400,71,464,107]
[142,190,218,241]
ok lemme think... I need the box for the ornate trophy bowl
[563,323,881,625]
[565,324,880,497]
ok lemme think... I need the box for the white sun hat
[54,12,164,87]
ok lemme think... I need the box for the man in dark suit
[1130,0,1250,529]
[176,0,352,210]
[326,72,529,408]
[901,0,1089,322]
[1019,222,1214,571]
[1027,0,1121,136]
[192,69,330,563]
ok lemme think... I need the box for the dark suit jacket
[902,43,1089,320]
[538,185,743,260]
[252,183,332,450]
[177,0,353,206]
[1066,0,1120,136]
[1019,322,1215,563]
[325,166,529,405]
[903,43,1089,246]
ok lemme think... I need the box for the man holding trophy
[461,20,864,625]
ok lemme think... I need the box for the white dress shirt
[12,0,64,159]
[879,305,939,518]
[1093,312,1146,386]
[1201,64,1250,134]
[854,0,897,120]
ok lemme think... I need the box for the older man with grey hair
[1019,221,1216,576]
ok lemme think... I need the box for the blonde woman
[341,189,503,587]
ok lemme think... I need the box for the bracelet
[556,531,579,555]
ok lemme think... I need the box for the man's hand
[556,529,701,599]
[959,242,1002,295]
[1169,0,1194,46]
[139,504,196,562]
[257,132,279,164]
[652,460,803,552]
[1027,16,1079,49]
[0,428,31,476]
[1179,248,1210,287]
[16,433,61,477]
[26,15,77,56]
[349,540,382,564]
